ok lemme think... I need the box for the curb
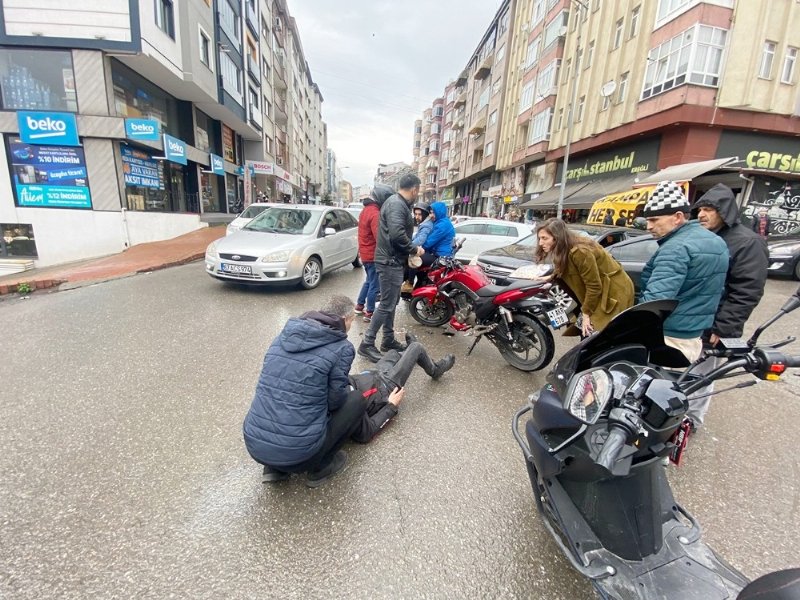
[0,253,205,296]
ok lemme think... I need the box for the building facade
[413,0,800,232]
[0,0,329,269]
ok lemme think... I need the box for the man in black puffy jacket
[689,183,769,427]
[358,174,424,363]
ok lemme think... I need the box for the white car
[206,205,360,289]
[225,202,279,235]
[452,218,533,263]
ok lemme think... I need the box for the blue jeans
[356,262,380,312]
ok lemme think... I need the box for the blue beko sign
[162,134,187,165]
[17,111,80,146]
[124,118,161,141]
[209,153,225,175]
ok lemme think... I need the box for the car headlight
[206,241,219,259]
[565,369,612,424]
[262,250,292,262]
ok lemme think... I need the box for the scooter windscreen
[547,300,690,397]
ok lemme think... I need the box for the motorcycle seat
[475,279,543,297]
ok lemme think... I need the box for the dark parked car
[475,224,649,286]
[767,236,800,280]
[606,234,658,292]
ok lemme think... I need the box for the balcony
[274,54,287,90]
[249,104,262,130]
[246,2,258,37]
[456,69,468,86]
[474,51,494,80]
[274,97,288,125]
[454,89,467,108]
[247,54,260,84]
[468,115,486,136]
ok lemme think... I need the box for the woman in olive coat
[535,218,634,337]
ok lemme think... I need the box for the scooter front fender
[411,285,439,301]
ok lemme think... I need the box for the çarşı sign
[717,130,800,174]
[121,146,163,189]
[124,118,161,141]
[162,134,187,165]
[17,111,79,146]
[9,137,92,208]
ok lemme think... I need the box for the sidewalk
[0,226,225,295]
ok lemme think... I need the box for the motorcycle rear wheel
[496,313,554,371]
[408,296,454,327]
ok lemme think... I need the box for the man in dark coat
[358,174,424,363]
[689,183,769,427]
[243,295,362,487]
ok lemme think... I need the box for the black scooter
[512,287,800,600]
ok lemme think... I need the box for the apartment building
[415,0,800,231]
[414,0,514,216]
[0,0,328,269]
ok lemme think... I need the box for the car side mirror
[323,227,336,237]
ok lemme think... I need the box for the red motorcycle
[408,256,567,371]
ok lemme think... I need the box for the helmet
[413,202,431,217]
[633,216,647,230]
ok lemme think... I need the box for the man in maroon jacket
[355,185,393,321]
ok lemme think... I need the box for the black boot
[431,354,456,380]
[380,337,408,352]
[358,341,383,363]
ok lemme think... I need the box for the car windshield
[240,205,270,219]
[244,208,321,235]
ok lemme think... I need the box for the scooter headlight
[565,368,612,424]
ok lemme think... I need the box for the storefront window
[121,145,192,213]
[195,110,215,152]
[1,223,37,257]
[200,171,221,212]
[111,59,181,137]
[0,49,76,111]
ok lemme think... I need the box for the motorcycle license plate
[221,263,252,274]
[546,308,568,328]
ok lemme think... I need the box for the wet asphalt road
[1,264,798,599]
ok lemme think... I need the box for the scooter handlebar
[596,427,629,471]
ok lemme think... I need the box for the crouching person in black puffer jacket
[243,295,363,488]
[243,295,455,488]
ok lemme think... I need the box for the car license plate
[221,263,252,274]
[547,308,569,328]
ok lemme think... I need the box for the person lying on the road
[242,295,455,488]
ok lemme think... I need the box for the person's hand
[416,246,425,256]
[388,386,405,407]
[709,333,720,347]
[581,313,594,337]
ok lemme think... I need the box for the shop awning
[636,157,737,186]
[561,174,647,209]
[519,182,589,208]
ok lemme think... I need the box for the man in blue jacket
[639,181,729,364]
[243,295,363,488]
[423,202,456,258]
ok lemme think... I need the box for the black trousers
[280,393,364,474]
[349,342,437,443]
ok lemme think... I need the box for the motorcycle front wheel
[495,313,555,371]
[408,295,454,327]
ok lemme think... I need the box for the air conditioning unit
[275,17,282,31]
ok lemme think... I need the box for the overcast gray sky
[288,1,502,187]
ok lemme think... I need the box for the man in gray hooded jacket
[688,183,769,427]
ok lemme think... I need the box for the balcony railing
[247,54,260,83]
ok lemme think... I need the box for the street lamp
[557,0,589,220]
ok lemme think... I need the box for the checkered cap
[643,181,690,217]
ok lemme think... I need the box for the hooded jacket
[358,185,392,262]
[411,217,433,247]
[640,221,729,339]
[375,189,418,266]
[424,202,456,257]
[242,311,355,467]
[691,184,769,338]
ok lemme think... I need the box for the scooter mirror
[779,285,800,314]
[564,368,613,424]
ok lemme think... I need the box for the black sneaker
[431,354,456,380]
[380,338,408,352]
[305,451,348,488]
[358,342,383,363]
[262,465,290,483]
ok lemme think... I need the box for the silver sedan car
[205,205,361,289]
